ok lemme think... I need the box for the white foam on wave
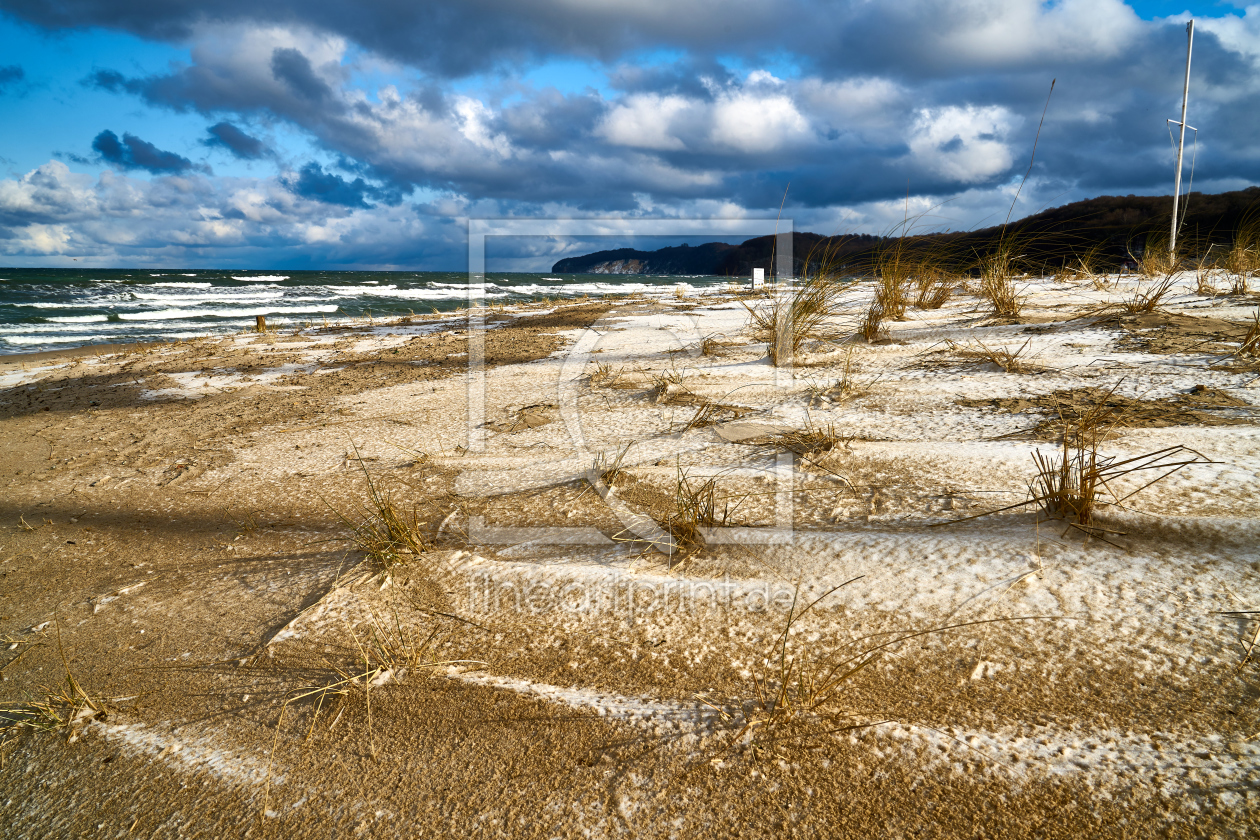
[232,275,289,283]
[325,285,508,301]
[119,305,338,321]
[133,290,284,304]
[151,282,213,289]
[2,330,214,348]
[48,315,108,323]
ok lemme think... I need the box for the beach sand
[2,278,1259,838]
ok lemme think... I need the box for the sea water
[0,269,731,354]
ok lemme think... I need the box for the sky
[0,0,1258,270]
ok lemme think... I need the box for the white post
[1170,19,1194,259]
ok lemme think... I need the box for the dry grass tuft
[743,272,851,366]
[769,423,846,458]
[259,609,480,824]
[654,467,744,558]
[912,269,957,309]
[1240,308,1260,357]
[709,583,1043,758]
[589,361,621,387]
[1221,217,1260,294]
[948,337,1041,374]
[860,296,888,342]
[1121,275,1178,314]
[592,444,632,488]
[1132,231,1178,279]
[940,393,1210,541]
[0,676,104,743]
[1,621,105,745]
[699,333,733,357]
[710,582,872,756]
[768,422,855,488]
[1059,242,1107,287]
[649,366,688,400]
[872,264,912,322]
[806,348,869,406]
[333,452,431,569]
[977,244,1025,318]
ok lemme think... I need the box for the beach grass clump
[589,361,621,387]
[1,624,105,744]
[333,455,431,569]
[711,582,1034,758]
[0,675,104,743]
[937,390,1210,540]
[656,467,744,557]
[949,337,1039,374]
[806,348,868,406]
[912,268,956,309]
[1240,308,1260,357]
[699,333,731,357]
[1121,275,1178,314]
[1028,437,1204,537]
[592,444,632,488]
[742,267,851,366]
[1131,230,1178,279]
[712,584,871,756]
[1222,218,1260,295]
[977,243,1025,318]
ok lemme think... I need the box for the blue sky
[1,1,1258,270]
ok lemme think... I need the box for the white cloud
[906,105,1016,183]
[597,94,691,150]
[709,88,810,153]
[0,161,440,266]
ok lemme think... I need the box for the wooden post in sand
[255,315,266,332]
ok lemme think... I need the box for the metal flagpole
[1170,19,1194,258]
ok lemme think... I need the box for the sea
[0,268,734,355]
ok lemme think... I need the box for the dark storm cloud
[6,0,1259,248]
[0,0,784,77]
[607,57,736,97]
[0,64,24,92]
[203,121,270,159]
[91,129,205,174]
[270,47,333,101]
[282,162,401,207]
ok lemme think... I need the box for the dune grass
[742,271,851,366]
[976,241,1026,318]
[937,392,1210,541]
[947,337,1041,374]
[1121,274,1178,314]
[330,448,432,571]
[656,467,745,557]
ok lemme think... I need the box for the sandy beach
[2,275,1259,838]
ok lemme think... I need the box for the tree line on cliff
[551,186,1260,276]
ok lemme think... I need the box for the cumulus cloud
[906,105,1016,183]
[2,0,1259,267]
[0,160,446,267]
[91,130,207,175]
